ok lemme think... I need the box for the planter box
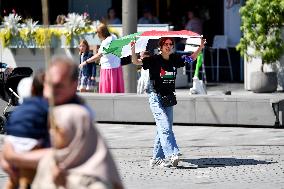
[60,33,100,48]
[250,72,277,93]
[5,33,100,49]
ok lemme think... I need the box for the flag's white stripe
[121,38,149,58]
[119,35,202,58]
[139,35,202,39]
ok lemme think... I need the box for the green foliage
[236,0,284,64]
[0,27,62,48]
[63,26,93,46]
[0,28,12,47]
[0,27,98,48]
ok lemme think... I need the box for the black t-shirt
[142,54,185,95]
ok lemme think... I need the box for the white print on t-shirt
[160,67,176,84]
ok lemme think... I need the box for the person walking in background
[136,51,150,94]
[32,104,123,189]
[79,23,124,93]
[185,9,203,35]
[78,39,96,92]
[131,37,206,168]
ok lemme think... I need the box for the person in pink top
[79,23,125,93]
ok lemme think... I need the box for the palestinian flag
[103,30,201,58]
[160,68,176,79]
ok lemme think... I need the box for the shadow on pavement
[178,157,276,169]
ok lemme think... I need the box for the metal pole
[41,0,56,130]
[122,0,137,93]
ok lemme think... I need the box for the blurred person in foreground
[32,104,123,189]
[3,70,46,189]
[0,55,89,188]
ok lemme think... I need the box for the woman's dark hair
[158,37,175,48]
[79,39,90,55]
[32,69,45,96]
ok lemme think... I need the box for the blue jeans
[148,92,180,159]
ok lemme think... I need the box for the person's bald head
[44,55,78,105]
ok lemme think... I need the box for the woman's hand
[91,76,96,80]
[130,40,136,53]
[189,38,206,61]
[79,61,87,69]
[200,38,206,49]
[0,154,18,183]
[52,165,66,187]
[2,142,16,163]
[130,40,143,65]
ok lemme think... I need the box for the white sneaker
[149,158,171,168]
[170,155,180,167]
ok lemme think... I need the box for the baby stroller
[0,63,33,134]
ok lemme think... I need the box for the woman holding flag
[80,23,125,93]
[131,37,206,168]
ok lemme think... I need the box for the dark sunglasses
[163,42,174,46]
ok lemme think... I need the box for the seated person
[185,9,203,35]
[106,7,121,25]
[138,8,160,24]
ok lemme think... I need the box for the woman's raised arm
[189,38,206,61]
[131,41,143,65]
[79,53,103,69]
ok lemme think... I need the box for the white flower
[64,13,87,34]
[3,13,22,35]
[22,19,38,34]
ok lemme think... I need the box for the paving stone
[1,124,284,189]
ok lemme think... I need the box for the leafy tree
[237,0,284,71]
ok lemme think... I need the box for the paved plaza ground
[98,123,284,189]
[1,123,284,188]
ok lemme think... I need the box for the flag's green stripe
[103,32,143,57]
[161,75,175,79]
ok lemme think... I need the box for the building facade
[0,0,244,82]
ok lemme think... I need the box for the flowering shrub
[0,13,22,46]
[19,18,38,43]
[63,13,93,45]
[3,13,22,35]
[0,13,119,48]
[0,14,64,48]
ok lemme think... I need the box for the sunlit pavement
[1,123,284,189]
[97,123,284,189]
